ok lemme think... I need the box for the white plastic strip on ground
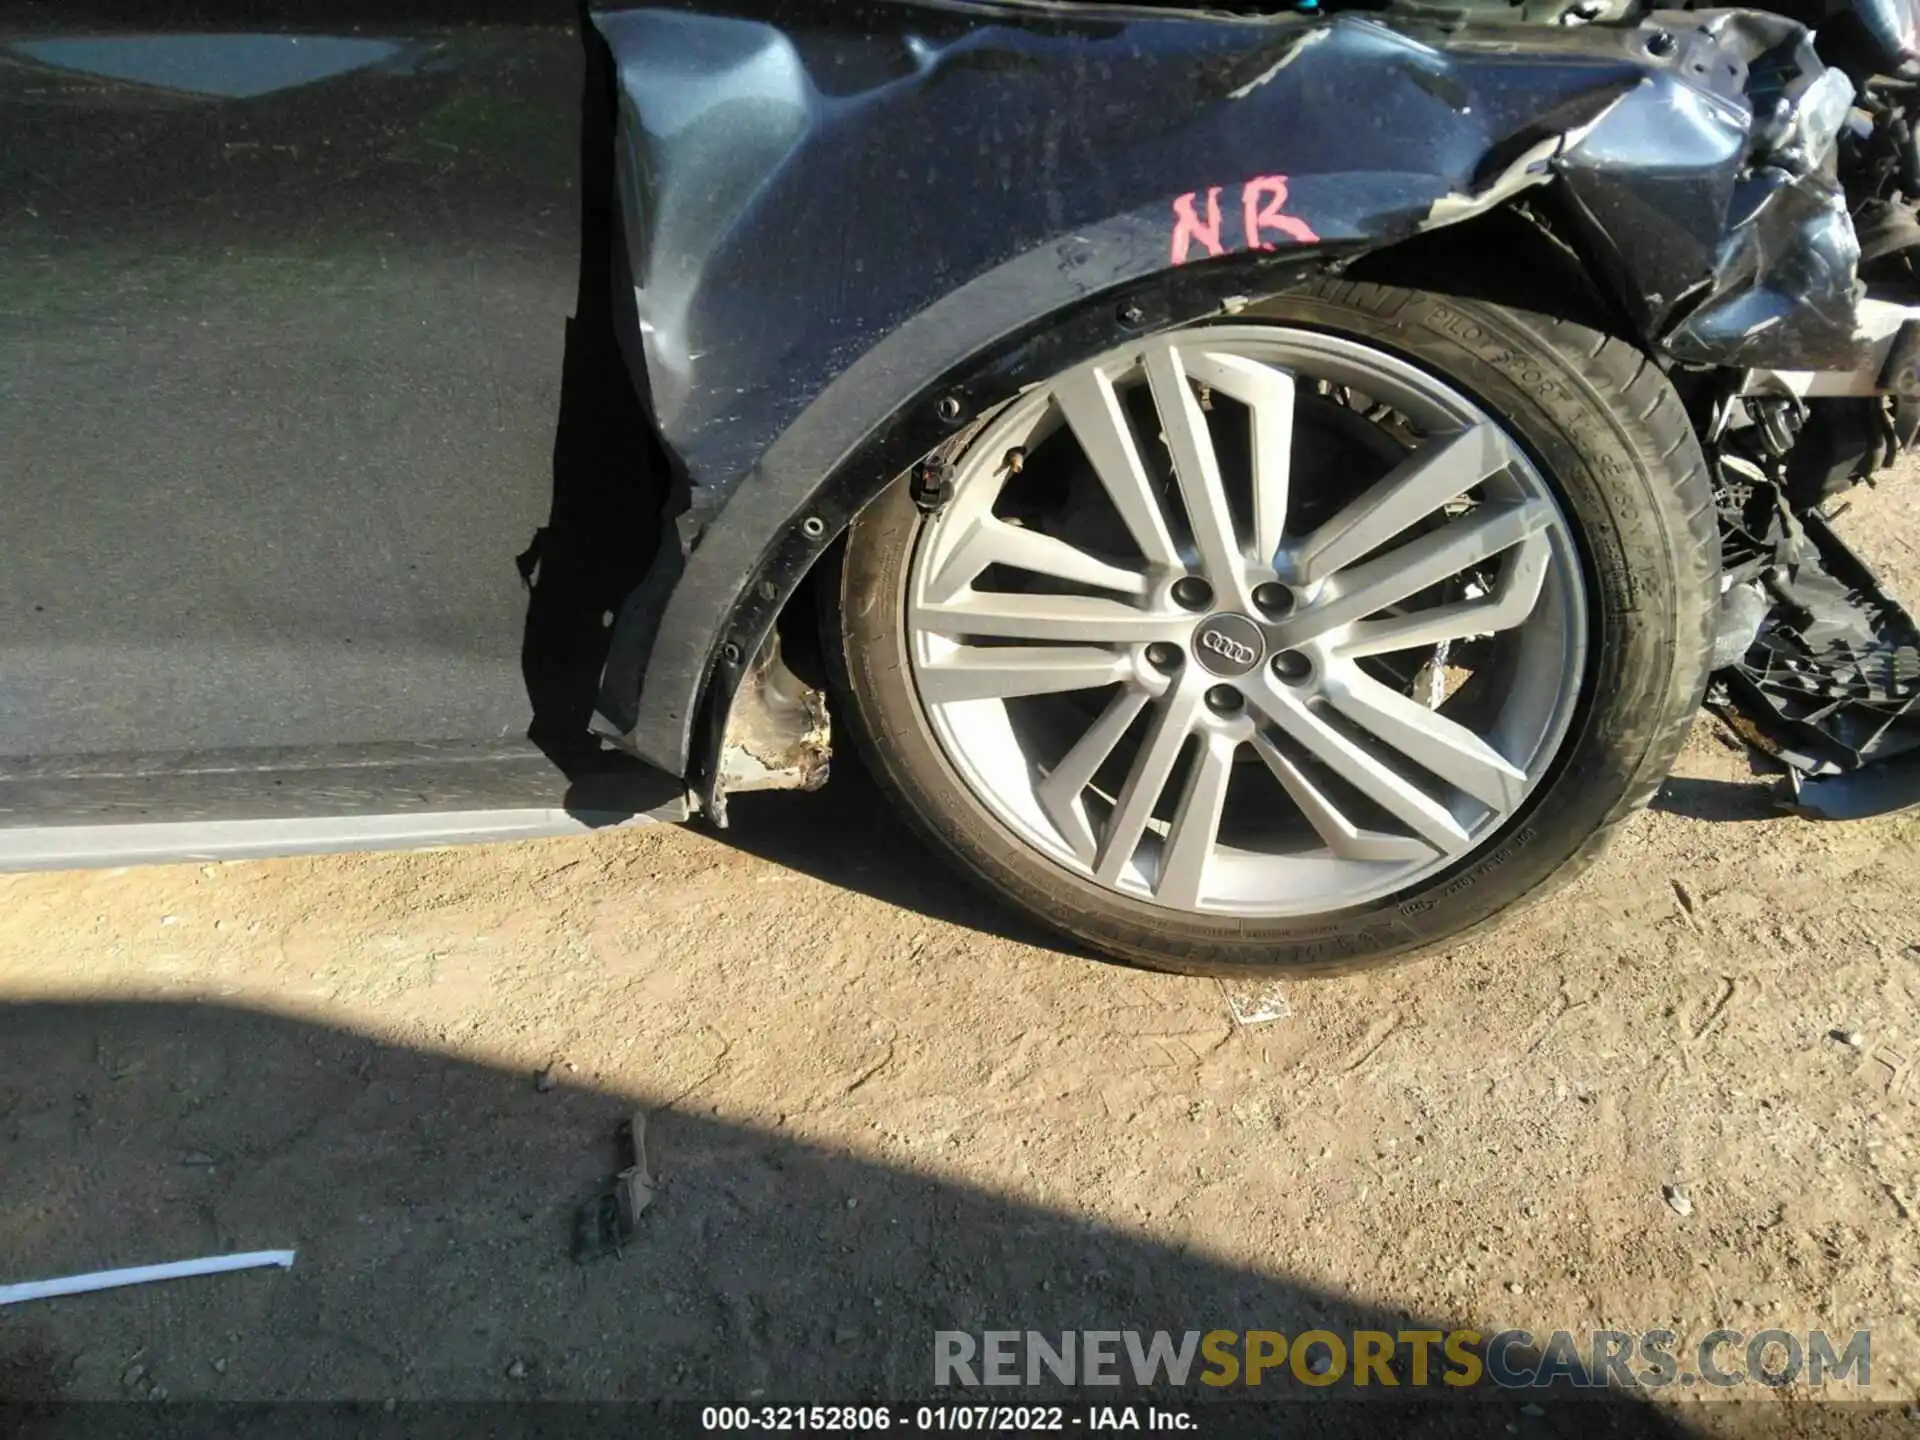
[0,1250,296,1306]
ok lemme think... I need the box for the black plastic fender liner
[600,251,1337,790]
[1707,469,1920,814]
[586,0,1862,783]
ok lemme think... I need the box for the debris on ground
[1664,1184,1694,1217]
[534,1066,557,1093]
[1707,458,1920,817]
[0,1250,296,1307]
[1222,981,1291,1026]
[572,1111,656,1262]
[1794,751,1920,819]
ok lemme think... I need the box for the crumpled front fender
[587,0,1861,785]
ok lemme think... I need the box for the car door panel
[0,2,683,844]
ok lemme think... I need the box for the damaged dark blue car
[4,0,1918,973]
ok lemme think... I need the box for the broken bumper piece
[1709,471,1920,818]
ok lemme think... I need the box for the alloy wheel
[906,325,1588,917]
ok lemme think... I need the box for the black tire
[830,280,1717,976]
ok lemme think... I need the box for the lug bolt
[1252,582,1292,616]
[1205,685,1243,715]
[1272,650,1312,683]
[1145,642,1182,673]
[1171,576,1214,611]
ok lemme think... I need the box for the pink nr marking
[1170,175,1318,264]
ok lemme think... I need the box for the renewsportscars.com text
[933,1328,1870,1390]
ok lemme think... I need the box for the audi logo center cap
[1193,613,1264,677]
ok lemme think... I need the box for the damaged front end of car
[585,0,1920,822]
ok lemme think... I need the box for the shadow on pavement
[1647,776,1790,824]
[718,762,1084,957]
[0,999,1712,1436]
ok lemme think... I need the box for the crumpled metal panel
[587,0,1869,779]
[1548,12,1861,364]
[595,2,1856,502]
[599,5,1636,507]
[1643,17,1864,368]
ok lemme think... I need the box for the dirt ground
[3,488,1919,1435]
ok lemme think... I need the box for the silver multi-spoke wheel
[904,325,1588,917]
